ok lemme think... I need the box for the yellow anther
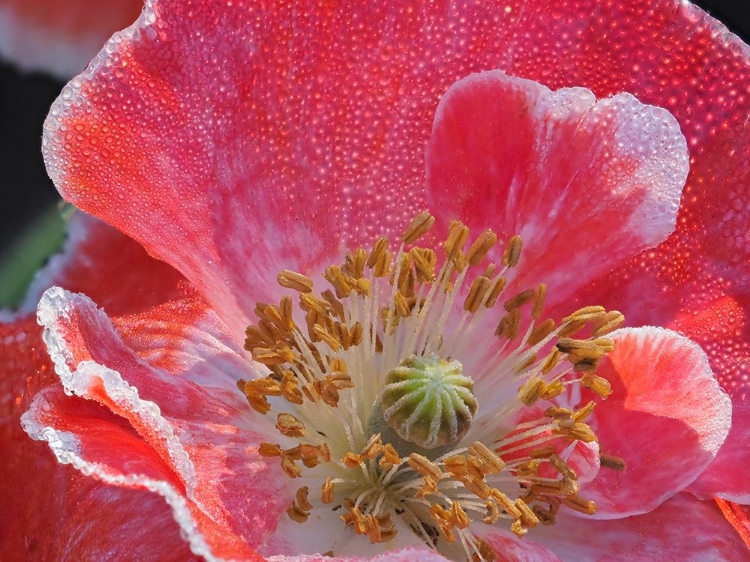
[281,455,303,478]
[296,486,313,511]
[468,441,504,474]
[410,247,437,282]
[402,211,436,244]
[549,454,577,481]
[378,444,401,470]
[361,434,384,459]
[490,489,522,518]
[451,501,471,529]
[416,475,439,499]
[343,452,363,468]
[312,324,341,351]
[321,478,335,503]
[367,237,389,269]
[496,308,521,340]
[408,453,443,481]
[516,459,541,477]
[540,348,563,374]
[573,401,596,423]
[483,499,500,524]
[600,454,627,472]
[444,454,469,478]
[344,248,368,279]
[502,235,523,267]
[592,310,625,336]
[484,275,507,308]
[529,446,557,459]
[444,221,470,271]
[320,289,345,319]
[258,442,282,457]
[504,289,535,311]
[462,475,492,500]
[277,270,314,293]
[287,501,310,523]
[562,495,597,515]
[532,283,547,319]
[393,291,411,318]
[562,305,606,323]
[539,380,565,400]
[580,372,613,398]
[467,230,498,266]
[518,377,544,406]
[373,248,392,277]
[528,318,556,347]
[514,499,540,528]
[324,265,352,298]
[276,413,306,437]
[463,275,492,313]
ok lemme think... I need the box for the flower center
[239,212,625,561]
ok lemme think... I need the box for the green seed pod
[380,354,477,449]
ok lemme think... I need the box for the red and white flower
[2,0,749,560]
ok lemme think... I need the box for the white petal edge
[36,286,198,493]
[20,388,224,562]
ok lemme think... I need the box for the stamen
[502,235,523,267]
[403,211,436,244]
[240,212,624,561]
[277,270,314,293]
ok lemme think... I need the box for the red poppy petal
[0,0,142,77]
[667,292,750,503]
[535,493,748,561]
[22,386,260,561]
[17,211,187,319]
[426,70,687,306]
[35,287,290,559]
[0,316,198,562]
[112,288,252,391]
[580,327,731,518]
[541,2,750,498]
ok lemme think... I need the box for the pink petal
[426,70,687,306]
[582,327,731,517]
[16,211,187,319]
[536,493,748,561]
[678,294,750,502]
[0,0,142,77]
[22,386,260,561]
[32,287,290,560]
[112,289,252,392]
[0,316,197,561]
[543,2,750,505]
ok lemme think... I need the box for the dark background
[0,0,747,305]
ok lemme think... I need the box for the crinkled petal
[30,287,290,561]
[534,493,748,561]
[582,327,731,518]
[0,317,197,562]
[426,70,687,306]
[0,0,142,77]
[22,386,260,562]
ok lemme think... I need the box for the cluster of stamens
[238,212,625,561]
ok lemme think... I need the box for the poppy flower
[3,0,750,560]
